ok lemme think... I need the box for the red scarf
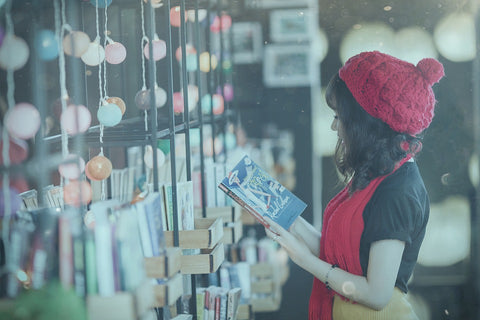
[308,157,410,320]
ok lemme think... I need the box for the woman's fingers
[263,216,282,235]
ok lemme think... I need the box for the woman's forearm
[290,216,321,256]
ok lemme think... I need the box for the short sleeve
[362,189,422,245]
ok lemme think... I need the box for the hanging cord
[1,0,14,277]
[102,3,109,100]
[140,0,149,131]
[55,0,70,161]
[93,0,107,201]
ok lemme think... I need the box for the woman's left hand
[264,216,315,267]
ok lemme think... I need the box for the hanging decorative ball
[105,41,127,64]
[135,87,167,110]
[0,137,28,165]
[58,154,86,180]
[0,34,29,71]
[394,27,438,65]
[143,0,163,8]
[339,22,396,64]
[433,12,476,62]
[212,94,224,115]
[106,96,126,115]
[223,83,234,102]
[97,103,122,127]
[86,155,113,180]
[312,28,329,63]
[81,40,105,66]
[187,9,207,22]
[189,128,200,147]
[199,52,217,72]
[63,180,93,207]
[143,39,166,61]
[222,59,232,74]
[224,132,237,150]
[63,31,90,57]
[60,104,92,135]
[170,6,187,27]
[83,210,95,230]
[210,15,232,33]
[52,96,74,120]
[89,0,112,8]
[173,92,184,114]
[35,29,59,61]
[143,145,166,169]
[175,44,197,61]
[4,103,41,140]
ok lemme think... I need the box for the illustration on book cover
[220,155,306,230]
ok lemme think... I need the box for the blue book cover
[218,155,307,230]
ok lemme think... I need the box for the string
[95,0,104,104]
[140,0,148,131]
[103,3,108,100]
[55,0,70,161]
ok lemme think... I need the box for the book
[142,192,167,254]
[218,154,307,230]
[226,287,242,320]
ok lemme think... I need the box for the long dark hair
[325,73,422,193]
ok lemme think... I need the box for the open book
[218,155,307,230]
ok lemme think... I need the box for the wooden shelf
[144,247,182,279]
[180,242,225,274]
[223,219,243,244]
[152,272,183,307]
[237,304,254,320]
[87,281,154,320]
[194,205,241,223]
[165,218,224,249]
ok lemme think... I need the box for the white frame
[232,22,263,64]
[270,9,315,43]
[263,44,314,87]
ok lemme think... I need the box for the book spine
[218,184,270,229]
[58,215,74,288]
[85,231,97,295]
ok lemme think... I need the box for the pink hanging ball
[60,104,92,135]
[58,154,86,180]
[5,103,41,140]
[170,6,187,27]
[173,92,184,113]
[105,42,127,64]
[223,84,234,102]
[144,39,166,61]
[63,180,92,207]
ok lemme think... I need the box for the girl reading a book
[265,51,444,320]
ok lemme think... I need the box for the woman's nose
[331,118,338,131]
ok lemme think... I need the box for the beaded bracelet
[325,264,339,290]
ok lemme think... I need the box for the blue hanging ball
[201,94,212,114]
[35,29,59,61]
[186,54,198,71]
[136,174,147,191]
[90,0,112,8]
[97,103,122,127]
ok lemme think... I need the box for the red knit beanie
[339,51,444,136]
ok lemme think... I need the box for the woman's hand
[264,216,315,267]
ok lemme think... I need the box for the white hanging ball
[339,22,396,64]
[63,31,90,57]
[469,153,479,187]
[143,145,166,169]
[187,9,207,22]
[434,12,476,62]
[0,34,29,71]
[312,88,337,157]
[81,41,105,66]
[394,26,438,65]
[418,196,470,267]
[312,28,329,63]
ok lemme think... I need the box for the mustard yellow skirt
[332,288,419,320]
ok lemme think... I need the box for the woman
[265,51,444,320]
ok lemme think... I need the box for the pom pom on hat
[339,51,444,136]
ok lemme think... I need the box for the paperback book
[218,155,307,231]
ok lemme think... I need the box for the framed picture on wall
[232,22,263,64]
[245,0,313,9]
[270,9,315,43]
[263,44,314,87]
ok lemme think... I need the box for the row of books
[196,286,242,320]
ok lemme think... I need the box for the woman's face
[331,112,345,145]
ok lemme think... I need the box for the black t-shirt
[359,161,429,293]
